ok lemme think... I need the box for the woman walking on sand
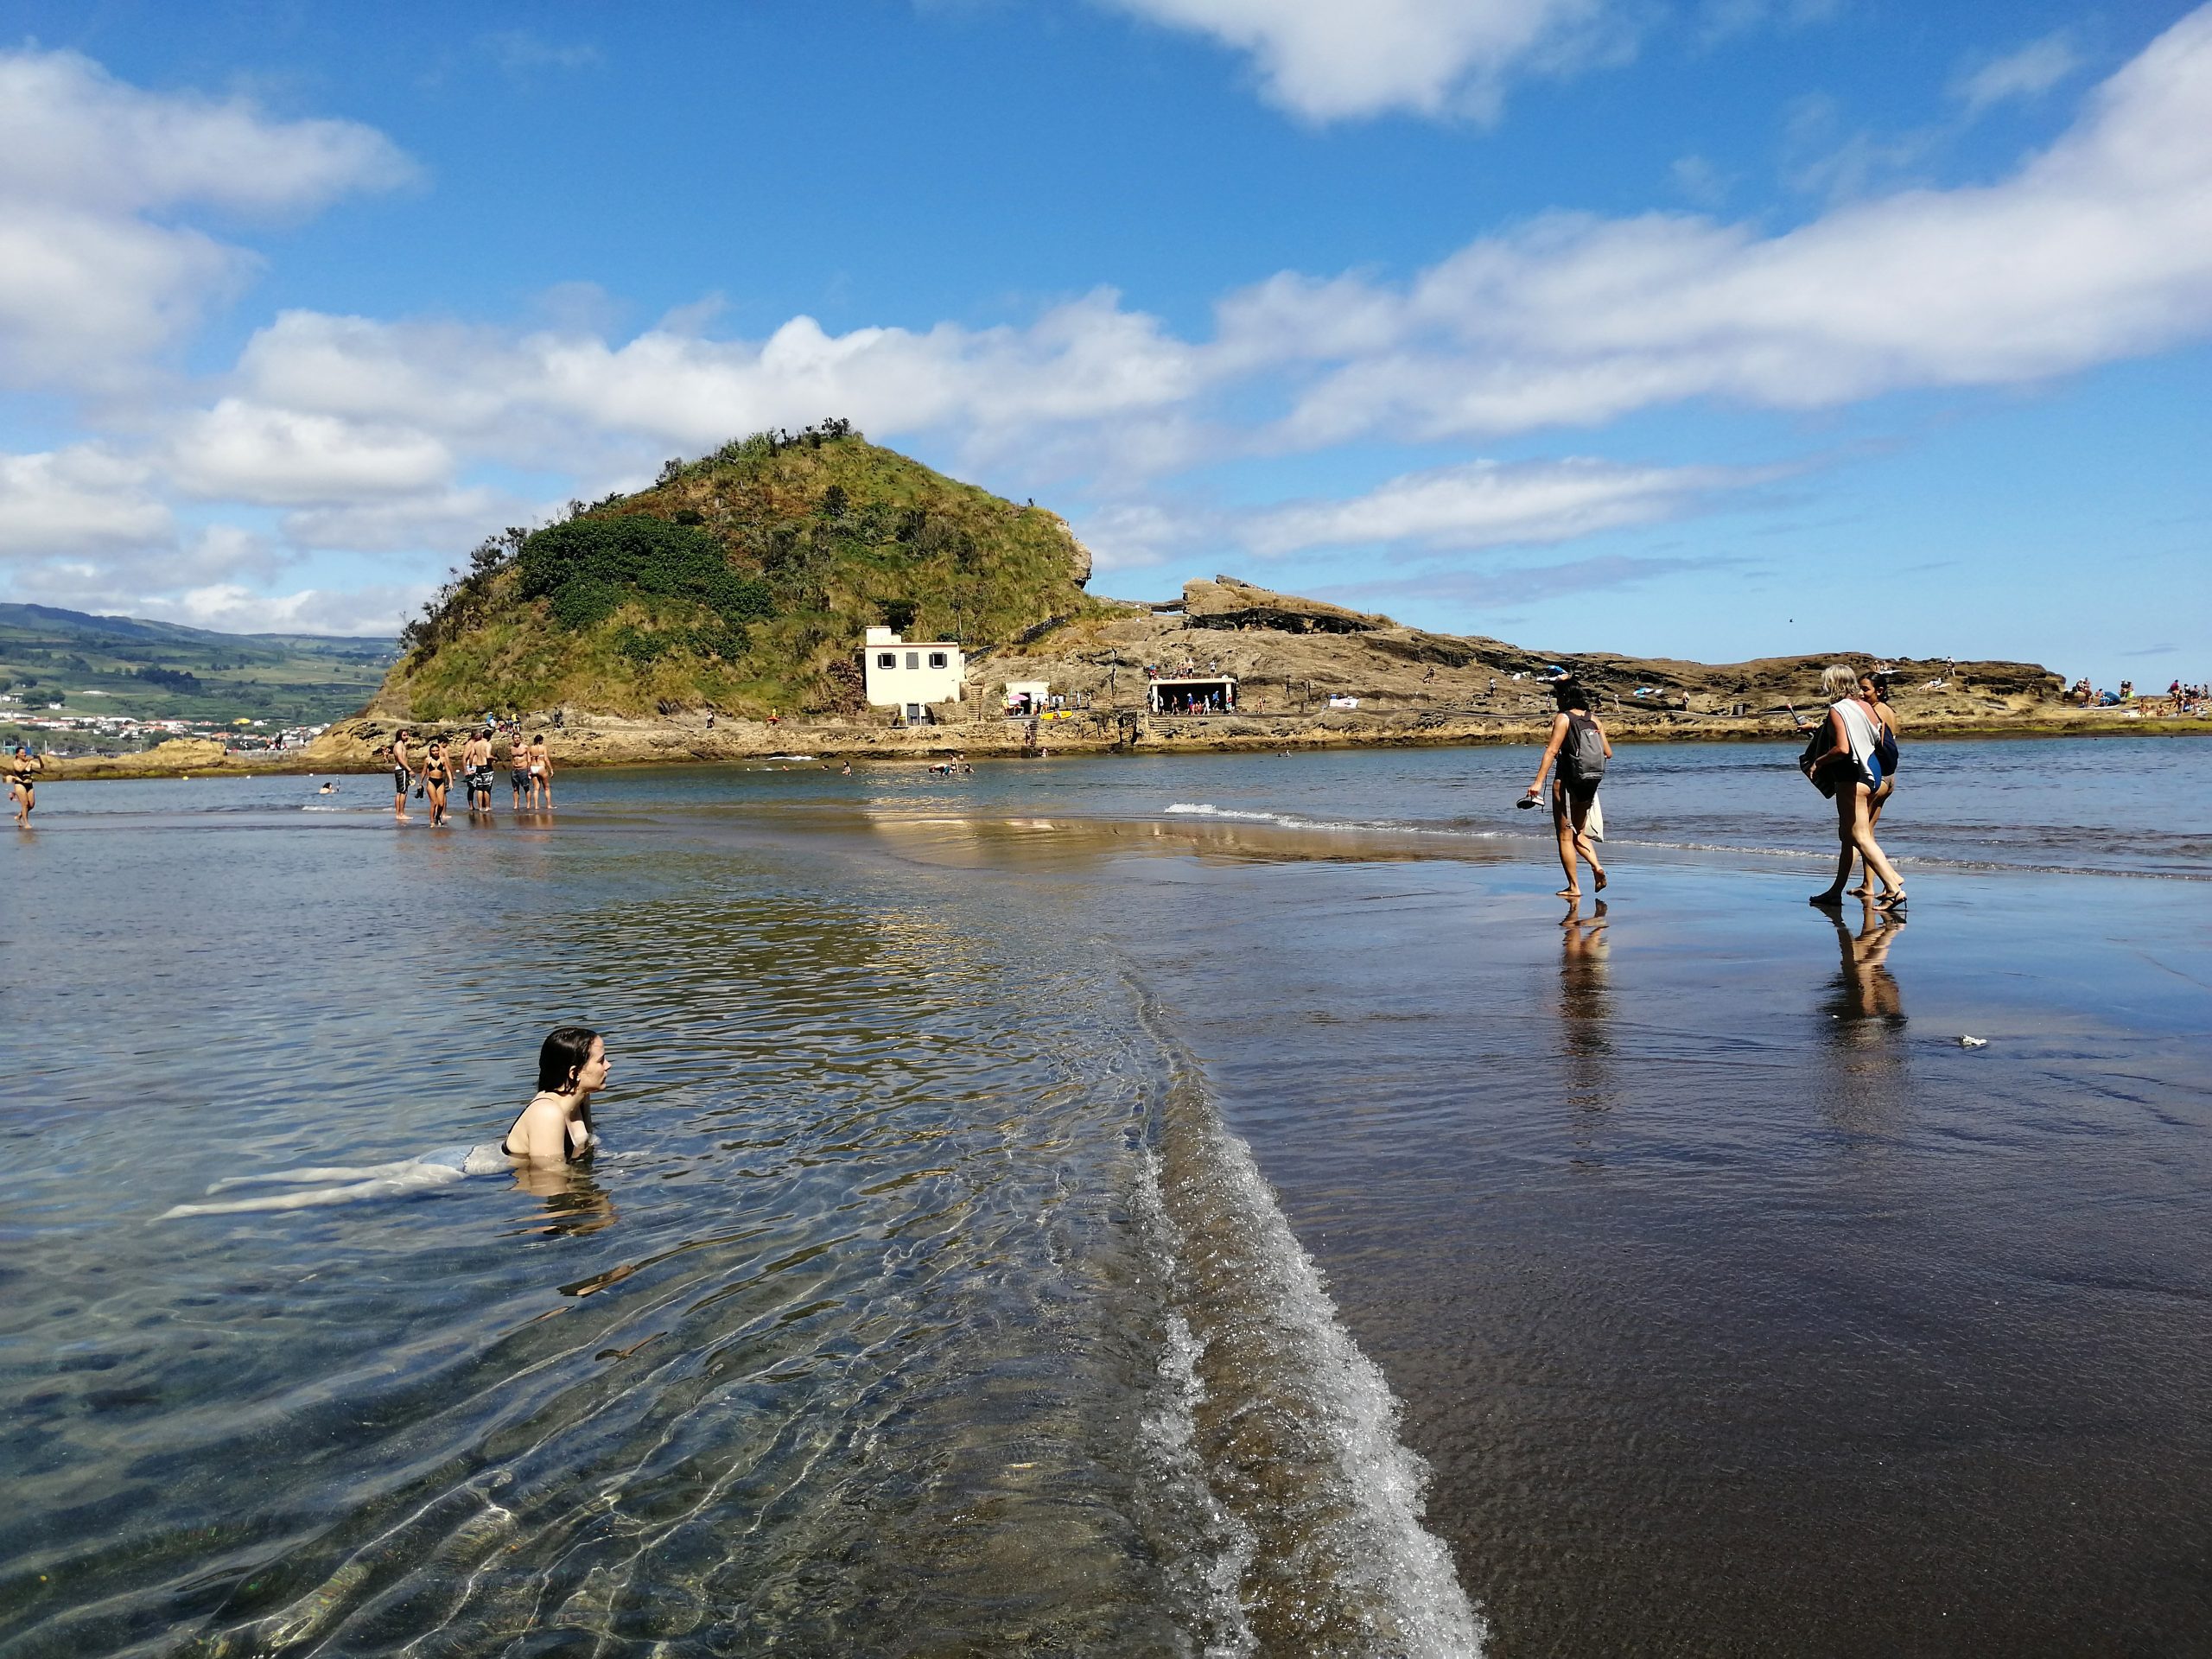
[1524,681,1611,899]
[1802,664,1906,908]
[1847,669,1901,896]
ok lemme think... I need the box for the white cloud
[1246,4,2212,439]
[1954,32,2083,115]
[280,487,533,555]
[167,400,454,505]
[482,31,602,74]
[0,48,410,392]
[1694,0,1841,50]
[140,582,426,637]
[0,447,172,556]
[1319,550,1743,611]
[226,292,1203,475]
[1245,457,1770,555]
[1097,0,1612,121]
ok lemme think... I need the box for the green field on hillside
[0,604,397,728]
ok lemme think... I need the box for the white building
[862,627,965,721]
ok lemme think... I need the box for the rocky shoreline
[40,702,2210,782]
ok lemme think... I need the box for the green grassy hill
[380,422,1098,721]
[0,604,396,728]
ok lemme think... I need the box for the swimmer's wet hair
[538,1027,600,1094]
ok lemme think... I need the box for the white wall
[861,632,965,708]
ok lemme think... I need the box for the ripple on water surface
[0,813,1474,1656]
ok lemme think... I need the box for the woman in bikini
[526,734,553,810]
[1803,663,1907,909]
[501,1027,609,1165]
[9,744,43,826]
[421,739,454,827]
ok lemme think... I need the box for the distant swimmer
[1524,680,1611,899]
[9,744,43,826]
[391,728,415,819]
[159,1026,613,1218]
[317,781,336,796]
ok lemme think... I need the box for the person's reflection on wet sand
[1820,900,1909,1140]
[1825,902,1906,1038]
[1560,899,1615,1162]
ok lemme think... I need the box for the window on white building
[928,652,948,669]
[905,652,919,670]
[877,653,896,669]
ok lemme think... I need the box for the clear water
[3,737,2208,1656]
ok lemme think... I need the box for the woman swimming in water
[159,1027,613,1217]
[499,1027,609,1163]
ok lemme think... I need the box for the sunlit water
[3,737,2208,1656]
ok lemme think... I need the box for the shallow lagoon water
[3,738,2208,1656]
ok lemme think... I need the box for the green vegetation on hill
[0,603,395,729]
[385,422,1097,720]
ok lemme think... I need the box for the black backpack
[1560,711,1607,787]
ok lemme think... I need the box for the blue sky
[1,0,2206,684]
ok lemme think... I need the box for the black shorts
[511,769,529,791]
[393,766,410,792]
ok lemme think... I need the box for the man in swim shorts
[390,729,414,819]
[462,728,495,813]
[508,727,529,809]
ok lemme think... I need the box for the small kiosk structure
[1003,680,1049,717]
[1147,675,1238,715]
[862,627,965,724]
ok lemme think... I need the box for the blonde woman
[1802,664,1905,908]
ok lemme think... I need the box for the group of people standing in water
[385,727,552,826]
[1517,661,1905,908]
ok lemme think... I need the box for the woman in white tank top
[1804,663,1906,908]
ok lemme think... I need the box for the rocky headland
[37,430,2204,781]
